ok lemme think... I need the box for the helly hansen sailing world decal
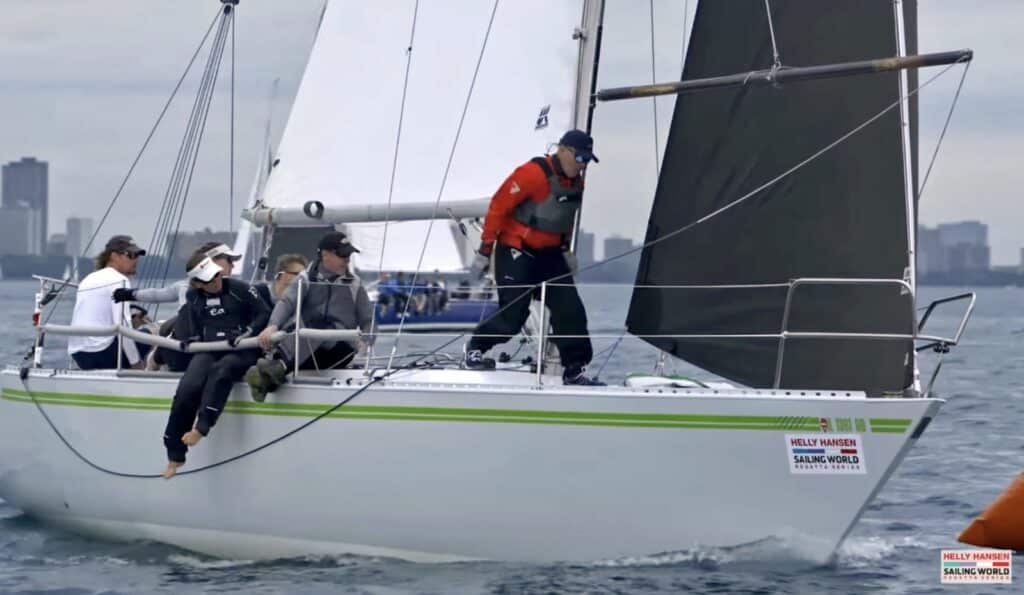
[786,434,866,474]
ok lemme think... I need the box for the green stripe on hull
[1,388,910,433]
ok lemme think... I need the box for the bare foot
[162,461,183,479]
[182,430,204,447]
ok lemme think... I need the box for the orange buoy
[959,472,1024,550]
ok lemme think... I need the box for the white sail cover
[261,0,587,272]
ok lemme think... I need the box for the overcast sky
[1,1,1021,263]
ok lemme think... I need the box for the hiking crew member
[161,255,270,479]
[68,235,146,370]
[254,253,309,310]
[246,232,373,402]
[465,129,603,386]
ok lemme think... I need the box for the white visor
[205,243,242,262]
[188,257,222,283]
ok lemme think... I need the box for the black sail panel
[626,0,916,394]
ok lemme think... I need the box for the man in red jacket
[465,129,603,386]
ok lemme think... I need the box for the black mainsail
[626,1,920,394]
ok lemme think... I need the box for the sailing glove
[470,243,492,279]
[227,327,252,348]
[112,288,136,303]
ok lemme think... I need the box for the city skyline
[1,2,1021,265]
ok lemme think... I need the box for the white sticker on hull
[786,434,866,475]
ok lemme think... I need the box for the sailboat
[0,0,976,563]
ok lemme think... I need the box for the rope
[594,328,626,381]
[388,0,501,369]
[763,0,781,71]
[918,61,971,200]
[19,370,387,479]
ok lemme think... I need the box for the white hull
[0,367,940,563]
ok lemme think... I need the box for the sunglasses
[121,250,142,260]
[566,147,592,164]
[276,269,305,278]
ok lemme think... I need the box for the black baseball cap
[317,231,359,257]
[105,235,146,257]
[559,129,599,163]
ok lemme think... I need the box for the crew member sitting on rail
[245,231,373,402]
[161,254,270,479]
[68,235,146,370]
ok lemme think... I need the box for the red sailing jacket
[480,155,583,253]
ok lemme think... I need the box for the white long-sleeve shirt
[67,267,141,364]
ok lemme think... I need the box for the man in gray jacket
[245,231,373,401]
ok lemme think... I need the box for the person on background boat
[464,129,603,386]
[245,231,373,402]
[162,253,270,479]
[254,253,309,309]
[376,272,395,315]
[68,235,146,370]
[117,242,242,372]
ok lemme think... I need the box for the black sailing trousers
[467,243,593,368]
[163,349,260,463]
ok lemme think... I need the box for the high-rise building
[576,230,595,267]
[47,233,68,257]
[1,157,48,254]
[918,221,991,276]
[936,221,987,248]
[0,207,42,256]
[65,217,95,258]
[603,235,640,282]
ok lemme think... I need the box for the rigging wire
[763,0,782,70]
[387,0,501,370]
[230,6,236,233]
[140,11,232,288]
[33,9,225,332]
[917,61,970,200]
[374,0,421,373]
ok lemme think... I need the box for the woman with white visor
[161,253,269,479]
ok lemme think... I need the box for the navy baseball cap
[559,129,599,163]
[318,231,360,257]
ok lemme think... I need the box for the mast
[894,0,917,297]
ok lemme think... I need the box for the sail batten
[627,0,920,394]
